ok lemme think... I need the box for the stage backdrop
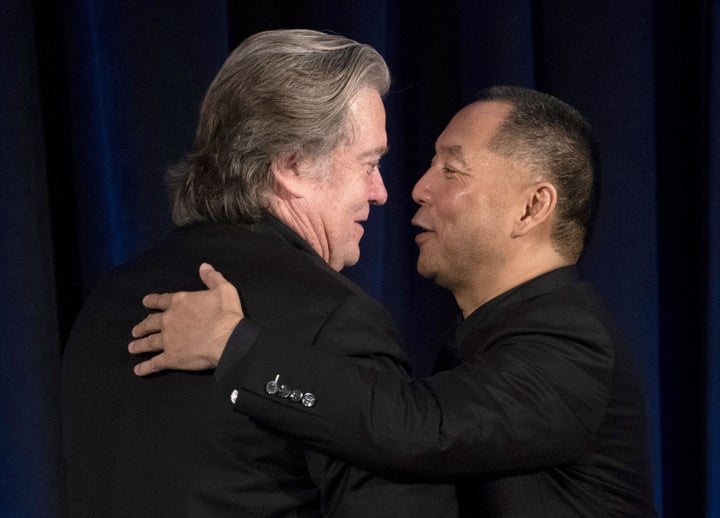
[2,1,717,516]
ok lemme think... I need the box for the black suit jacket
[62,217,457,517]
[226,267,656,516]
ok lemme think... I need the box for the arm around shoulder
[229,311,609,478]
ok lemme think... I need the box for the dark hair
[477,85,598,261]
[169,29,391,225]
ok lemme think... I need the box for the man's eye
[367,162,380,174]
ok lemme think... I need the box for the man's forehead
[356,146,390,160]
[436,144,469,167]
[436,102,510,154]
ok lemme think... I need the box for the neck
[269,198,331,265]
[454,248,571,318]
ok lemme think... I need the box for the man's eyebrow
[359,146,390,160]
[439,144,468,168]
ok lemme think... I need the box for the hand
[128,263,244,376]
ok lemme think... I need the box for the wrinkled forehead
[342,89,388,151]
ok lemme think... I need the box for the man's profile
[62,28,456,517]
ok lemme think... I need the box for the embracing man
[130,86,657,516]
[62,29,457,517]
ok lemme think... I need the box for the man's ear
[272,153,306,198]
[512,181,557,237]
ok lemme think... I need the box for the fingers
[128,331,164,355]
[142,292,176,311]
[199,262,229,290]
[130,263,238,378]
[131,312,164,338]
[129,332,167,377]
[133,353,167,377]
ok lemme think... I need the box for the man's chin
[415,259,436,280]
[339,249,361,270]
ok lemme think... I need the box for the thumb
[199,262,228,289]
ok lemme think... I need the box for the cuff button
[265,374,281,395]
[278,384,291,398]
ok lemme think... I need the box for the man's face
[411,101,532,292]
[305,88,388,271]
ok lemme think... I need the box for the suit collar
[253,214,319,257]
[446,266,580,356]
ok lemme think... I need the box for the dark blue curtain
[2,1,717,516]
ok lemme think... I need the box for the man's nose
[370,169,388,205]
[411,169,432,205]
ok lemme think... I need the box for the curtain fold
[2,1,717,515]
[1,1,64,515]
[707,0,720,513]
[654,2,711,515]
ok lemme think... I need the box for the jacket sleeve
[224,294,458,515]
[226,295,614,479]
[303,447,457,517]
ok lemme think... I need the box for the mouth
[411,217,434,244]
[354,219,367,235]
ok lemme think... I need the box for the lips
[411,216,434,244]
[354,218,367,237]
[411,212,433,232]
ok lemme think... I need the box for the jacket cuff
[214,318,260,384]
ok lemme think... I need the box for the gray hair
[169,29,391,225]
[477,86,597,262]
